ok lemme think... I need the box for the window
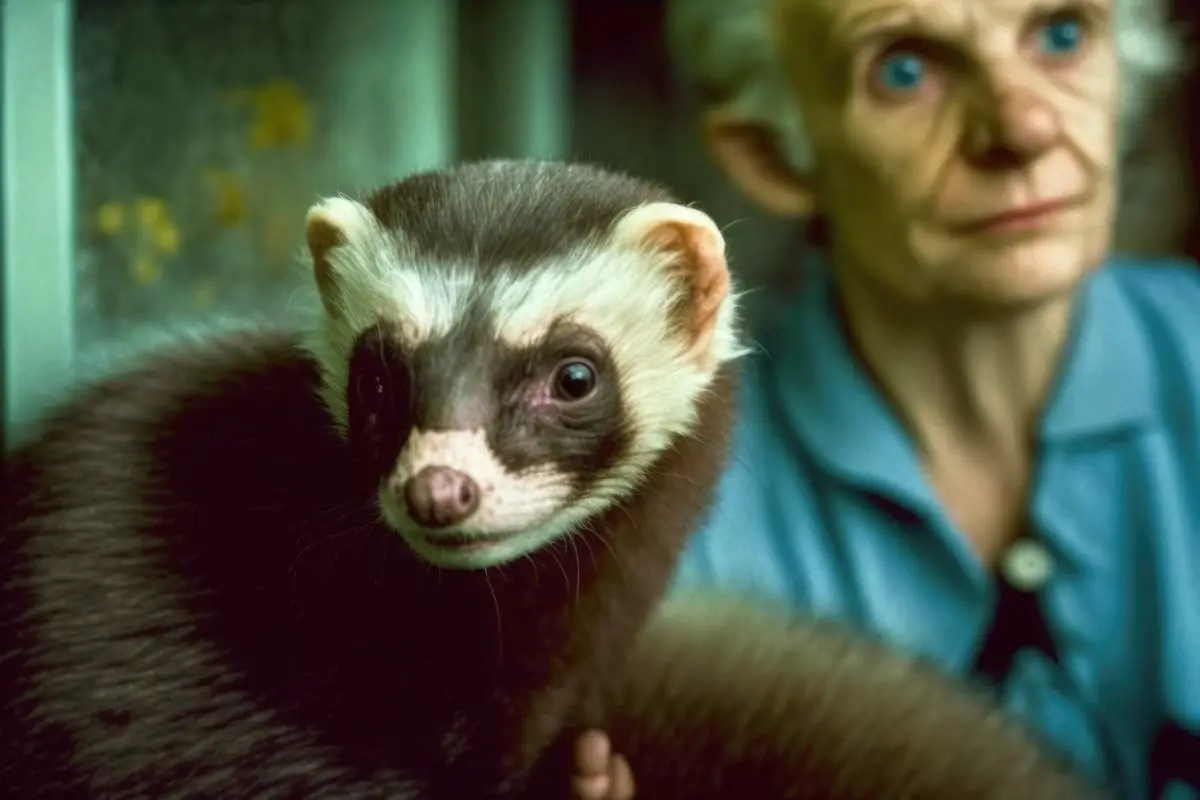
[1,0,568,437]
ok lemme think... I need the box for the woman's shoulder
[1104,257,1200,394]
[1105,256,1200,331]
[1086,259,1200,526]
[673,358,833,597]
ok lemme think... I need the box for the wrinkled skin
[767,0,1117,309]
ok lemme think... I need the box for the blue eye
[875,51,926,92]
[1039,17,1082,57]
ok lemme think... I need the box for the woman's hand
[571,730,634,800]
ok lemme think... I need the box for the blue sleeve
[669,468,730,592]
[1112,260,1200,441]
[671,525,712,590]
[666,388,825,607]
[1113,259,1200,795]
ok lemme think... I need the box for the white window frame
[3,0,76,442]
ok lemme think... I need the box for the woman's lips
[952,197,1081,235]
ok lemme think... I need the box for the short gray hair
[666,0,1186,169]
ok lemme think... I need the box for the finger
[609,754,635,800]
[571,773,610,800]
[573,729,612,777]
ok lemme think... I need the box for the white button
[1001,539,1055,591]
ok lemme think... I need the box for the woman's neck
[832,265,1076,461]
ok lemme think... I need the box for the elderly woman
[569,0,1199,798]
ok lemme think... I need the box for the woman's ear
[700,107,816,218]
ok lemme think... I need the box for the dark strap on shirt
[1150,720,1200,798]
[969,554,1061,686]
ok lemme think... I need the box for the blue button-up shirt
[677,257,1200,798]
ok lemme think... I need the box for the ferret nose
[403,465,480,528]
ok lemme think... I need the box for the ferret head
[302,161,744,570]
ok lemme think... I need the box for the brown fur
[0,324,1107,799]
[0,325,731,798]
[1,159,1103,798]
[604,595,1104,798]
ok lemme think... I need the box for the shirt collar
[1038,262,1155,441]
[764,259,1156,506]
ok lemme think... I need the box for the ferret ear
[611,202,730,364]
[305,196,376,319]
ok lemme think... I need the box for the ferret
[0,159,1103,799]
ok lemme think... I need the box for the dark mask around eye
[484,321,630,477]
[346,323,414,478]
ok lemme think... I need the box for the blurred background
[3,0,1199,439]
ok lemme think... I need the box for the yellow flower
[130,254,161,285]
[135,197,168,229]
[96,203,125,236]
[97,195,178,287]
[204,169,246,228]
[152,221,180,255]
[236,80,311,150]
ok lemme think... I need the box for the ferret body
[1,160,1101,798]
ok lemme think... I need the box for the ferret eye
[553,359,596,401]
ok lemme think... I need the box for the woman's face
[773,0,1118,308]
